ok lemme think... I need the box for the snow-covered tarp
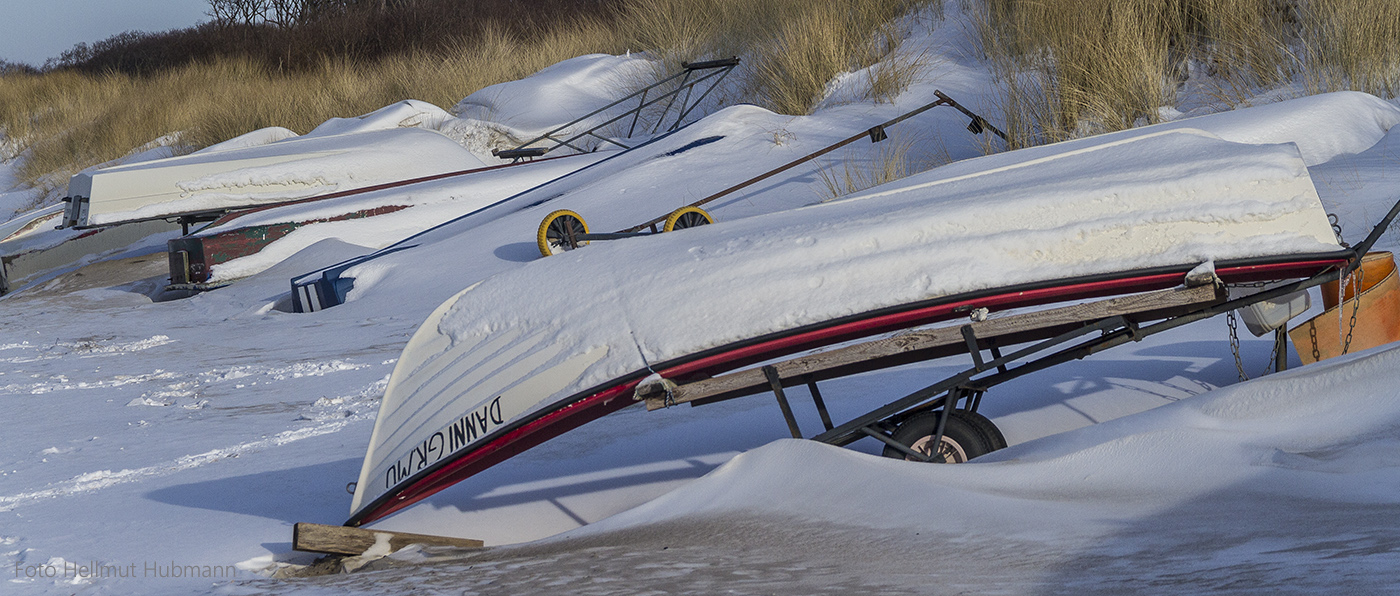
[351,127,1340,519]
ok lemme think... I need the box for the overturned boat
[347,128,1350,525]
[63,127,485,230]
[1,204,177,296]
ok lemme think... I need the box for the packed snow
[2,5,1399,596]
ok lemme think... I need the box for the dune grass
[5,0,1397,208]
[1,0,934,207]
[816,135,919,201]
[0,19,625,207]
[622,0,933,113]
[975,0,1399,148]
[1302,0,1400,97]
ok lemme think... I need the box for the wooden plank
[292,522,483,556]
[644,284,1221,410]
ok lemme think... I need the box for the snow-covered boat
[1,205,178,296]
[289,124,703,311]
[346,127,1353,525]
[163,152,599,287]
[63,127,485,229]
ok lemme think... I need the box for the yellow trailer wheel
[662,206,714,232]
[537,210,589,257]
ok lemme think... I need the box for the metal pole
[627,88,649,138]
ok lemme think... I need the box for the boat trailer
[534,90,1006,257]
[632,198,1399,462]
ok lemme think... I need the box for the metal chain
[1227,311,1250,382]
[1224,283,1283,378]
[1337,272,1347,352]
[1309,321,1321,362]
[1328,213,1350,247]
[1265,330,1280,375]
[1341,267,1363,355]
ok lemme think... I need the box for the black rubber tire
[882,410,994,463]
[958,409,1007,451]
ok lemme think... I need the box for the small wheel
[662,206,713,232]
[881,410,994,463]
[537,209,589,257]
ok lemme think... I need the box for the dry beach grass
[1,0,1397,205]
[0,0,931,205]
[974,0,1400,148]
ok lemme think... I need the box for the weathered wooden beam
[645,284,1222,410]
[292,522,483,556]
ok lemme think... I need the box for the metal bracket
[803,374,835,431]
[763,366,803,439]
[961,325,984,370]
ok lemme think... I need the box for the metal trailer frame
[639,199,1400,461]
[641,273,1315,460]
[497,58,740,159]
[616,90,1005,234]
[539,90,1006,255]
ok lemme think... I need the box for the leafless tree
[205,0,424,27]
[206,0,269,26]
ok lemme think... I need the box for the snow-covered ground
[2,7,1400,595]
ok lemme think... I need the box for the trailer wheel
[537,210,589,257]
[662,206,713,232]
[882,410,993,463]
[959,410,1007,451]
